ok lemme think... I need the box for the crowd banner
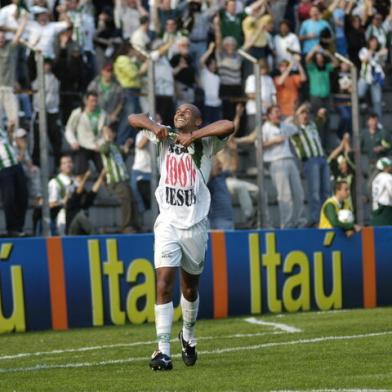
[0,227,391,333]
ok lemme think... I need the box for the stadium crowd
[1,0,392,236]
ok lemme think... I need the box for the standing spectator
[100,126,139,233]
[151,0,179,37]
[305,44,338,115]
[114,0,148,40]
[371,157,392,226]
[319,180,360,237]
[237,105,306,228]
[199,42,222,124]
[0,0,28,40]
[151,40,175,126]
[299,5,332,54]
[0,127,28,236]
[214,35,242,121]
[32,58,62,170]
[208,157,234,230]
[214,0,246,47]
[361,113,391,174]
[161,18,182,59]
[365,12,392,50]
[274,57,307,118]
[170,37,196,105]
[54,28,86,123]
[131,131,151,216]
[274,20,301,67]
[0,13,28,133]
[346,15,366,70]
[93,7,123,72]
[48,154,76,235]
[65,169,106,235]
[87,64,124,127]
[114,42,145,145]
[245,59,276,131]
[291,104,331,227]
[358,36,387,119]
[131,15,152,52]
[65,92,106,175]
[28,6,71,59]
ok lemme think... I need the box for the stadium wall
[0,227,390,333]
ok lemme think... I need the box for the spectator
[214,35,242,121]
[161,18,182,59]
[131,130,151,216]
[54,28,86,123]
[32,58,62,170]
[65,169,106,235]
[361,113,391,173]
[299,5,333,54]
[319,180,361,237]
[358,36,387,119]
[100,126,139,233]
[328,133,355,211]
[87,64,124,127]
[114,42,145,145]
[219,104,259,228]
[365,12,392,50]
[170,36,196,105]
[297,0,312,25]
[151,40,175,126]
[0,13,28,133]
[208,157,234,230]
[332,61,353,137]
[273,20,301,67]
[93,7,123,72]
[131,15,152,52]
[114,0,148,40]
[0,127,28,237]
[65,92,106,175]
[151,0,179,37]
[237,105,306,228]
[274,57,307,118]
[305,44,338,115]
[371,157,392,226]
[245,59,276,131]
[0,0,28,40]
[346,15,366,70]
[199,42,222,124]
[48,155,76,235]
[291,104,331,227]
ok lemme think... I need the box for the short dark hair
[266,104,280,116]
[335,180,348,193]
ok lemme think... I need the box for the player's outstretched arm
[128,113,168,141]
[192,120,234,141]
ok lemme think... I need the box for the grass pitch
[0,308,391,392]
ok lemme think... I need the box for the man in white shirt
[274,20,301,67]
[28,7,71,59]
[48,155,77,235]
[129,104,234,371]
[262,105,306,228]
[371,157,392,226]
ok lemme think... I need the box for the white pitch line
[244,317,302,333]
[271,389,391,392]
[0,331,284,362]
[0,330,390,374]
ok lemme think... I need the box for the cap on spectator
[14,128,27,138]
[102,64,113,72]
[337,155,347,166]
[376,157,392,171]
[31,6,49,15]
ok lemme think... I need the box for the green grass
[0,308,392,391]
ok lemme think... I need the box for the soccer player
[129,104,234,371]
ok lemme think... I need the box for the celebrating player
[129,104,234,371]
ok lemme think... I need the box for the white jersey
[144,130,226,229]
[372,172,392,210]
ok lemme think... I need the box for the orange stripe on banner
[46,237,68,330]
[211,231,228,318]
[361,227,377,308]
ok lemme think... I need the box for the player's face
[174,105,201,131]
[339,184,350,199]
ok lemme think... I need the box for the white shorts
[154,216,208,275]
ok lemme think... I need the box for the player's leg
[150,220,181,371]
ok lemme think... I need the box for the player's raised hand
[175,131,193,147]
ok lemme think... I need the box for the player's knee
[156,279,174,301]
[182,286,198,302]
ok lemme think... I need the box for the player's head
[60,155,73,175]
[174,104,202,132]
[334,180,350,201]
